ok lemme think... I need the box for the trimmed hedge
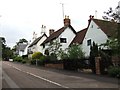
[32,52,43,60]
[63,59,89,71]
[22,60,26,64]
[14,56,23,62]
[108,66,120,78]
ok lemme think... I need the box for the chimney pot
[49,29,55,36]
[88,15,94,27]
[64,15,71,27]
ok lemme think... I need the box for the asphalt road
[2,61,119,89]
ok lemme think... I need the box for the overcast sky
[0,0,119,48]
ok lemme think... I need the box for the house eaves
[29,33,47,47]
[41,25,76,45]
[70,28,87,45]
[93,19,118,38]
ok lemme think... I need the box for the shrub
[38,56,46,65]
[108,66,120,78]
[67,44,85,60]
[30,59,36,65]
[32,52,43,60]
[22,60,26,64]
[14,56,23,62]
[89,42,99,73]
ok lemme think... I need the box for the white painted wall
[43,27,76,54]
[23,45,29,55]
[29,35,47,55]
[19,50,24,56]
[36,36,47,53]
[58,27,76,50]
[82,20,108,57]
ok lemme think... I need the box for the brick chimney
[88,15,94,27]
[64,15,71,27]
[49,29,55,36]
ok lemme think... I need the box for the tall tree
[103,6,120,56]
[0,37,13,60]
[89,42,99,73]
[103,5,120,65]
[17,38,28,45]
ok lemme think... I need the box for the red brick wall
[45,63,64,69]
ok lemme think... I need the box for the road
[2,61,119,89]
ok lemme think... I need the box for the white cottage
[28,33,47,56]
[16,42,28,56]
[41,16,77,54]
[71,15,117,57]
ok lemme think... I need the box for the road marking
[4,62,71,89]
[28,72,69,88]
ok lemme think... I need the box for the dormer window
[60,38,67,43]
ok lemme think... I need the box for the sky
[0,0,119,48]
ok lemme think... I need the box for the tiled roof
[70,28,87,45]
[71,19,118,45]
[42,25,76,44]
[93,19,118,37]
[29,33,47,47]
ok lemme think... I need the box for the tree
[0,37,14,60]
[100,38,119,55]
[46,40,62,60]
[103,6,120,22]
[89,42,99,73]
[32,52,43,60]
[67,44,85,60]
[103,6,120,64]
[103,5,120,63]
[0,37,5,60]
[17,38,28,45]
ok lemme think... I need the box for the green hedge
[22,60,26,64]
[14,56,23,62]
[108,66,120,78]
[32,52,43,60]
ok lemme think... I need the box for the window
[60,38,67,43]
[43,44,45,48]
[87,39,91,46]
[91,25,93,28]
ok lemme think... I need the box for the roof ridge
[42,25,76,45]
[93,19,117,23]
[93,19,118,37]
[70,28,87,45]
[29,34,47,47]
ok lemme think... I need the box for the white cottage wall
[36,36,47,53]
[43,27,76,54]
[58,27,76,50]
[82,20,108,56]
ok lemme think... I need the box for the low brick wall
[112,56,120,66]
[45,63,64,69]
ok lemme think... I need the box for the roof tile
[70,28,87,45]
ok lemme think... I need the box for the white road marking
[4,62,70,89]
